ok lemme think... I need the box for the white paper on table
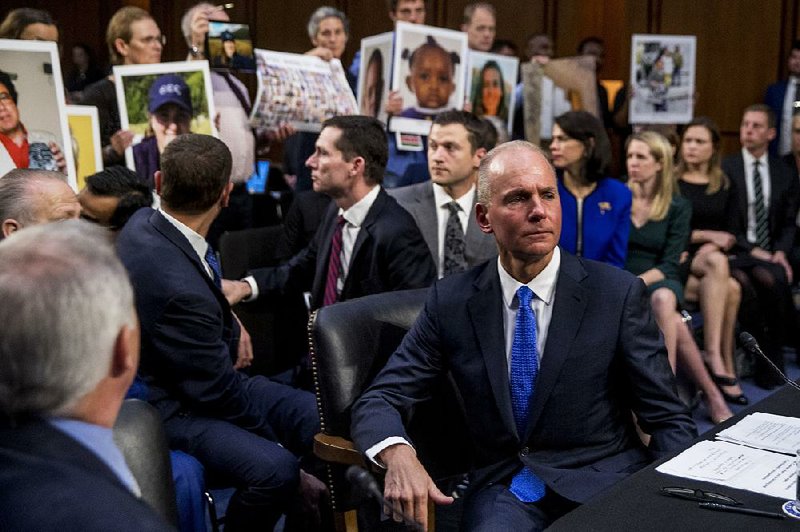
[656,440,797,500]
[716,412,800,455]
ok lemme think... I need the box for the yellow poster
[66,105,102,190]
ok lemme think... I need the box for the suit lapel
[468,261,517,436]
[524,252,588,441]
[150,210,220,297]
[417,184,439,269]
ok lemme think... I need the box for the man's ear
[154,170,163,195]
[110,322,139,379]
[767,127,777,142]
[350,156,366,177]
[219,181,234,208]
[1,219,20,238]
[472,147,487,169]
[475,203,493,234]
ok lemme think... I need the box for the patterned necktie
[509,286,546,502]
[443,202,468,276]
[205,247,222,289]
[752,161,771,250]
[323,215,346,306]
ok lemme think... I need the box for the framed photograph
[629,34,696,124]
[113,61,217,179]
[66,105,103,190]
[206,20,256,72]
[390,22,469,135]
[0,39,77,188]
[251,50,358,133]
[358,32,393,125]
[466,50,519,134]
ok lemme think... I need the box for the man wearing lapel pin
[223,115,435,310]
[351,140,696,530]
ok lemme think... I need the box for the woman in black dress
[676,117,746,404]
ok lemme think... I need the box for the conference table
[547,385,800,531]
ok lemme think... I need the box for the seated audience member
[182,2,258,244]
[285,6,354,192]
[0,71,65,173]
[0,220,173,531]
[225,116,436,310]
[82,7,163,166]
[116,134,321,531]
[66,43,105,98]
[391,110,497,277]
[352,141,696,531]
[79,166,153,230]
[551,111,631,268]
[675,117,745,404]
[133,75,193,187]
[625,131,732,423]
[723,104,799,388]
[764,40,800,156]
[0,7,58,41]
[0,169,80,239]
[461,3,496,52]
[490,38,519,57]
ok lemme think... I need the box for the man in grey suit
[390,110,498,277]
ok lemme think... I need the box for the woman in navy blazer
[551,111,632,267]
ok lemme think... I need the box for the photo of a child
[357,32,393,124]
[390,22,468,135]
[400,35,459,118]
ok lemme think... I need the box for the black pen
[698,502,785,519]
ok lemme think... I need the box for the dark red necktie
[323,215,346,306]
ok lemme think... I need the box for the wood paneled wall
[5,0,800,154]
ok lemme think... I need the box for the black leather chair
[308,288,471,531]
[113,399,179,527]
[219,225,307,377]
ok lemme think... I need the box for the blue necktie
[509,285,546,502]
[205,247,222,289]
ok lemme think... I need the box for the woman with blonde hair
[676,117,745,404]
[625,130,732,424]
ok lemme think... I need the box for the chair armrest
[313,433,367,467]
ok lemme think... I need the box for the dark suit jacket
[281,189,332,256]
[250,187,436,310]
[722,151,799,254]
[389,181,497,273]
[0,419,173,531]
[117,208,265,427]
[351,251,696,503]
[765,80,788,156]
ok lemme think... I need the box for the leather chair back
[113,399,179,527]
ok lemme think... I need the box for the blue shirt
[49,417,141,496]
[558,176,632,268]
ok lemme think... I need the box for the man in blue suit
[0,221,172,531]
[764,40,800,155]
[117,134,320,531]
[351,141,696,530]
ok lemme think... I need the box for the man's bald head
[0,169,80,238]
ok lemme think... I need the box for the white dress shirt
[244,186,381,301]
[159,208,214,279]
[780,77,799,156]
[741,149,771,245]
[365,248,562,464]
[433,183,475,278]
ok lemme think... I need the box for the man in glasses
[133,74,193,187]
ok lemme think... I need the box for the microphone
[738,332,800,392]
[345,465,424,531]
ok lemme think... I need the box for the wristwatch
[189,45,204,59]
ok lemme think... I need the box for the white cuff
[242,276,259,302]
[365,437,413,468]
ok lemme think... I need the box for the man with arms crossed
[352,141,696,530]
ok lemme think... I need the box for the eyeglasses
[135,35,166,47]
[660,486,741,506]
